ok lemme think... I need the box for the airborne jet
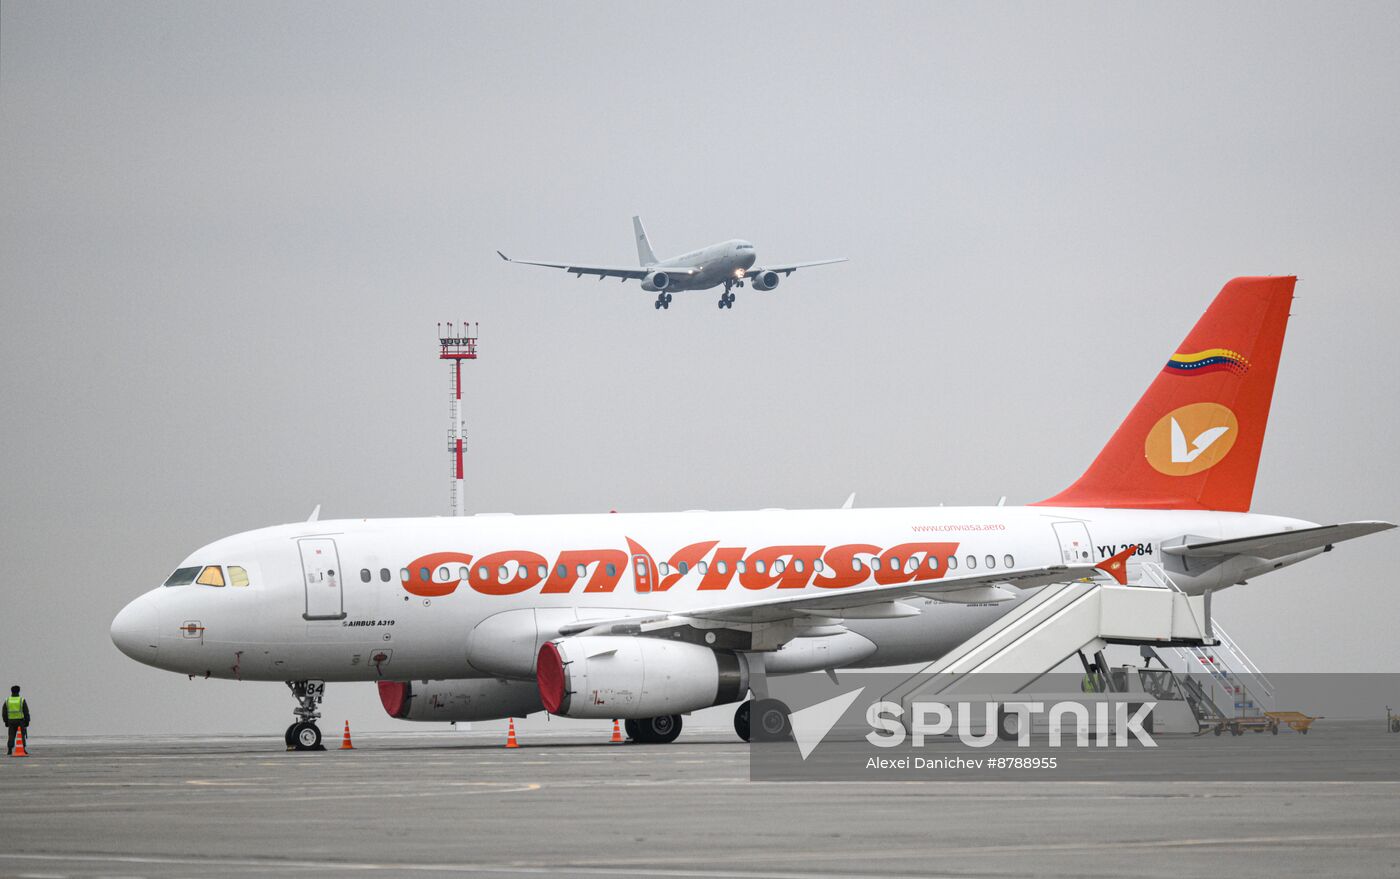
[498,216,846,310]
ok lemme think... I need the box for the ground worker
[6,685,30,755]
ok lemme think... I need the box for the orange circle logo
[1144,403,1239,476]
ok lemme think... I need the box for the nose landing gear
[285,680,327,751]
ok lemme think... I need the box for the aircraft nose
[111,594,160,663]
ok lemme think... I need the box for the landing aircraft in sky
[497,216,846,310]
[111,276,1392,749]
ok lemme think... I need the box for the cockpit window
[228,565,250,587]
[196,565,225,587]
[163,566,201,587]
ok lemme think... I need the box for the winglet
[496,250,511,262]
[1095,546,1136,585]
[307,504,321,523]
[841,492,856,510]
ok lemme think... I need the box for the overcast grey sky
[2,3,1397,736]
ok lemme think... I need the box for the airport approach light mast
[438,322,478,516]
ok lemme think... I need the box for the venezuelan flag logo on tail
[1164,348,1251,377]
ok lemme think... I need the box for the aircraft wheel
[654,300,661,309]
[285,724,299,748]
[291,721,322,751]
[717,298,724,309]
[634,714,682,744]
[734,701,751,742]
[752,699,792,742]
[624,719,640,742]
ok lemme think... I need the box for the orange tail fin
[1035,276,1296,512]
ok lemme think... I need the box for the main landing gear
[624,715,683,744]
[285,680,326,751]
[718,280,739,309]
[654,292,673,310]
[733,699,793,743]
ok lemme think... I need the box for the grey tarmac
[1,729,1397,879]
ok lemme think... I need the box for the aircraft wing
[1161,520,1395,560]
[555,562,1103,636]
[497,251,698,281]
[682,564,1097,625]
[748,257,848,277]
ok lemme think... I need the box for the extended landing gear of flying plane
[733,699,793,743]
[653,292,673,310]
[718,281,739,309]
[625,714,683,744]
[285,680,327,751]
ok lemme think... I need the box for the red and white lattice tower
[438,322,478,516]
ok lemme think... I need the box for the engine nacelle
[641,270,672,292]
[536,636,748,719]
[749,270,780,291]
[378,678,542,722]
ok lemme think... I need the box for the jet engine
[748,270,780,291]
[536,636,748,719]
[378,678,542,722]
[641,270,672,292]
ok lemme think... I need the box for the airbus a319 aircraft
[111,276,1391,749]
[497,216,846,310]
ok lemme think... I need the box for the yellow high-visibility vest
[4,696,23,721]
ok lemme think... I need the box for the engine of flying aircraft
[748,270,780,291]
[641,270,671,292]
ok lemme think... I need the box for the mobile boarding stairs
[881,563,1233,732]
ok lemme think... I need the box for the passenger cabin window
[537,564,547,578]
[498,566,509,583]
[557,564,567,578]
[793,559,804,573]
[966,555,977,570]
[774,559,786,574]
[360,569,371,583]
[815,559,826,572]
[716,561,727,575]
[947,556,958,571]
[437,567,450,582]
[871,558,882,571]
[196,565,225,587]
[927,556,939,570]
[755,560,767,574]
[400,568,410,582]
[888,556,900,570]
[853,558,864,571]
[229,566,250,587]
[517,566,527,580]
[380,568,391,582]
[458,566,469,580]
[986,555,996,569]
[164,566,201,587]
[698,561,709,574]
[1004,554,1014,568]
[659,562,671,576]
[606,563,617,578]
[419,567,430,582]
[737,561,747,574]
[678,562,689,575]
[576,564,587,578]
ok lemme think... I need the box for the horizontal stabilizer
[1162,520,1395,559]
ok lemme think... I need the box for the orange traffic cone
[339,720,354,750]
[505,717,520,749]
[610,719,624,744]
[11,728,28,757]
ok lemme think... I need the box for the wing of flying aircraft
[495,251,698,282]
[747,257,848,277]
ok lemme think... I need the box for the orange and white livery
[111,276,1393,748]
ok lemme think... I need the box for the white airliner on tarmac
[497,216,846,310]
[112,276,1392,749]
